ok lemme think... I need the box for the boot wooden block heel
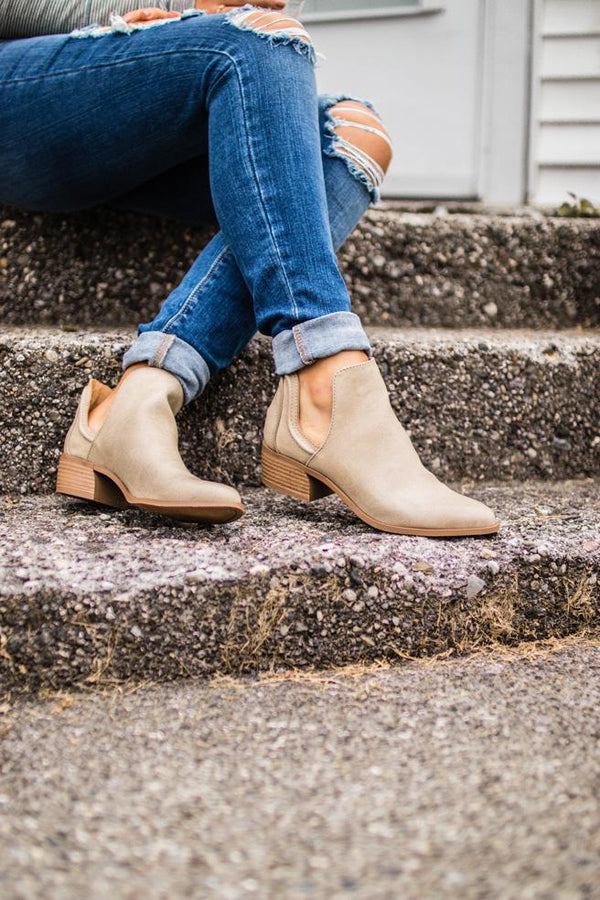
[56,454,128,509]
[261,443,332,502]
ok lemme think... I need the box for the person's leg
[110,11,373,390]
[296,96,395,446]
[1,12,374,399]
[0,13,262,520]
[118,12,375,395]
[100,93,387,439]
[0,12,376,521]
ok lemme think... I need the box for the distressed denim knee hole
[322,95,393,204]
[223,6,318,65]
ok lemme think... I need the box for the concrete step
[1,326,598,495]
[3,645,600,899]
[0,481,598,696]
[1,206,599,330]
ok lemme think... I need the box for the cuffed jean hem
[272,312,372,375]
[122,331,211,405]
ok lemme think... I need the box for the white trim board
[302,5,444,24]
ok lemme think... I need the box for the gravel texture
[1,206,599,330]
[2,644,600,899]
[0,481,598,695]
[1,326,599,494]
[345,209,600,330]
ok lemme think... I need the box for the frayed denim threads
[69,8,205,39]
[223,5,319,66]
[321,94,389,204]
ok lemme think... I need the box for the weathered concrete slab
[2,644,600,900]
[1,205,599,329]
[0,480,598,695]
[346,209,600,330]
[0,326,598,494]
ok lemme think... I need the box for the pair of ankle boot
[57,360,499,536]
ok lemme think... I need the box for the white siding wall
[309,1,531,204]
[308,1,485,199]
[530,0,600,206]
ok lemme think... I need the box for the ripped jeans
[0,8,391,403]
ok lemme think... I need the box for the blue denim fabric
[0,10,376,403]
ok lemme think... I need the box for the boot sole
[261,444,500,537]
[56,454,244,524]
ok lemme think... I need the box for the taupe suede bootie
[56,367,243,523]
[262,359,499,536]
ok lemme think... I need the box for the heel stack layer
[56,454,95,499]
[56,455,128,509]
[261,444,331,502]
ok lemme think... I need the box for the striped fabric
[0,0,193,39]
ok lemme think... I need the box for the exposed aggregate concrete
[1,326,599,494]
[0,481,598,696]
[345,209,600,330]
[1,205,599,329]
[2,645,600,899]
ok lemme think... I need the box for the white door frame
[476,0,533,205]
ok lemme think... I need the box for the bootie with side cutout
[56,367,243,524]
[262,359,499,537]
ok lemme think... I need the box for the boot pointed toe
[436,491,499,535]
[184,480,244,520]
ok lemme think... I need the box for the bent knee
[329,100,393,177]
[226,9,313,46]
